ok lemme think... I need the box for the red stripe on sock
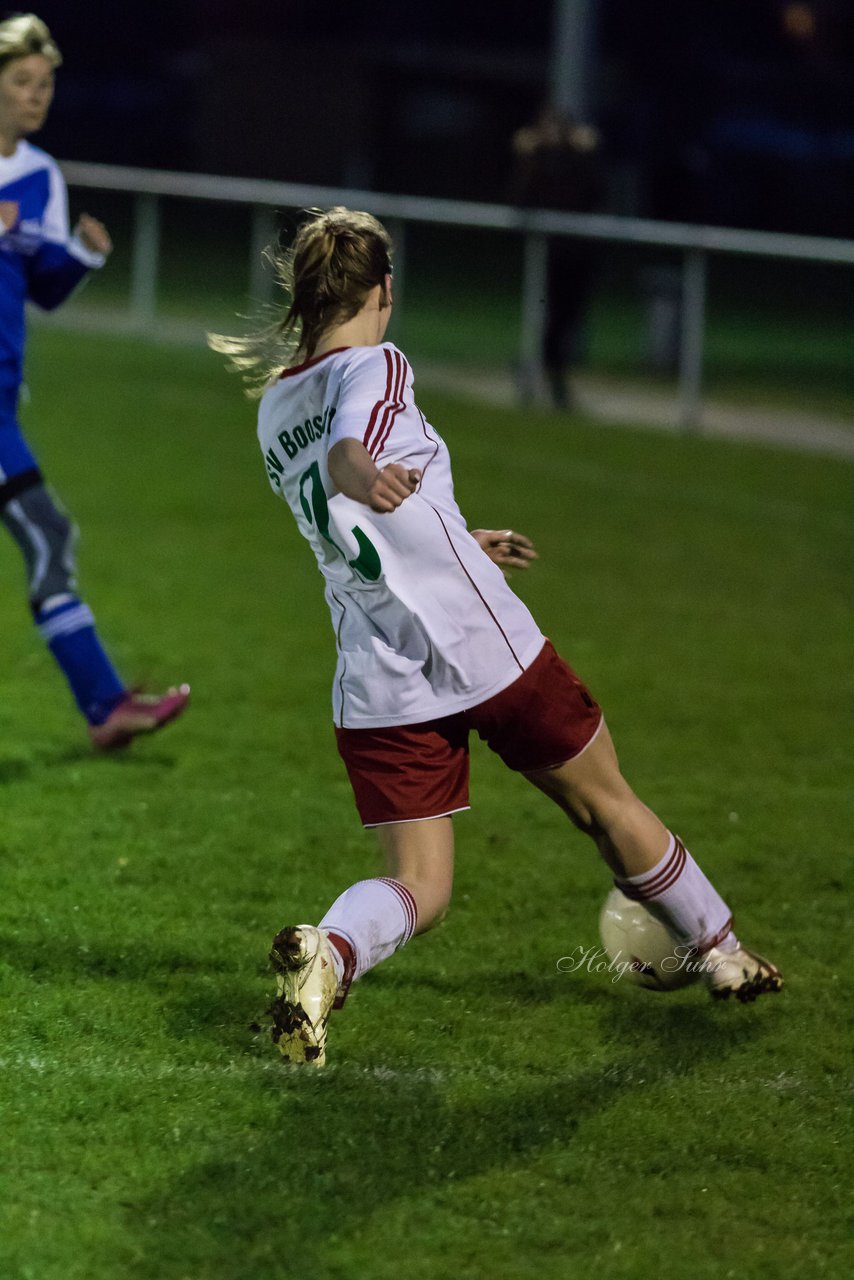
[325,929,357,1010]
[377,876,417,941]
[643,841,687,899]
[694,915,734,956]
[617,837,687,902]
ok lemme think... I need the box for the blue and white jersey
[0,141,103,423]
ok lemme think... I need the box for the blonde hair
[209,207,392,396]
[0,13,62,69]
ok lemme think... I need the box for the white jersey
[257,343,544,727]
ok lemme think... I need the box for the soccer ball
[599,887,703,992]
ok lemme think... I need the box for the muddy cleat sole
[89,684,191,751]
[268,925,338,1066]
[704,943,783,1004]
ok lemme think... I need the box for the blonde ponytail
[208,207,392,397]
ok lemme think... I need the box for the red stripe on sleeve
[372,352,409,459]
[363,349,395,454]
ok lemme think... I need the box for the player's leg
[269,819,454,1067]
[543,248,594,410]
[0,463,188,747]
[543,251,570,409]
[525,718,733,935]
[470,641,781,1000]
[268,722,464,1064]
[1,472,125,716]
[316,815,454,998]
[524,724,781,999]
[373,815,455,932]
[525,718,669,877]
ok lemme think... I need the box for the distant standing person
[0,14,189,748]
[510,104,607,409]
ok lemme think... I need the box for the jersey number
[298,461,382,583]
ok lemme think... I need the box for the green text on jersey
[264,405,337,490]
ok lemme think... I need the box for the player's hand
[472,528,538,570]
[367,464,421,513]
[74,213,112,257]
[0,200,20,231]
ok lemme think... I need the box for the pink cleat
[88,684,190,751]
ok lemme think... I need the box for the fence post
[678,247,707,432]
[519,231,548,404]
[249,205,278,303]
[129,193,160,326]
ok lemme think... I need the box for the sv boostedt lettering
[265,405,337,488]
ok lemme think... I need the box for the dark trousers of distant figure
[543,243,599,409]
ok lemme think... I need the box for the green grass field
[0,328,851,1280]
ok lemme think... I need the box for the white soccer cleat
[268,925,338,1065]
[703,942,783,1003]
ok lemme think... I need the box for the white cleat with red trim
[268,925,338,1065]
[703,942,783,1003]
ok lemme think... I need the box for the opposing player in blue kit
[0,14,189,748]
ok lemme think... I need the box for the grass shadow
[0,758,32,784]
[119,1021,742,1280]
[105,941,785,1277]
[35,744,180,769]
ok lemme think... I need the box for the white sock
[319,876,418,987]
[615,832,736,953]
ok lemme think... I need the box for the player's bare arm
[471,528,538,570]
[328,438,420,513]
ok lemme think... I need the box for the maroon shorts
[335,639,602,826]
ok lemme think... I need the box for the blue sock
[35,597,126,725]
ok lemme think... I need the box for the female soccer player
[0,13,188,748]
[212,207,781,1066]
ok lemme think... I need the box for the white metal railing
[60,160,854,431]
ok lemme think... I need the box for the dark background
[18,0,854,237]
